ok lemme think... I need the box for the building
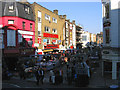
[102,0,120,79]
[96,32,103,46]
[76,25,83,49]
[31,2,66,54]
[65,19,76,49]
[0,1,35,70]
[90,33,96,43]
[80,30,90,48]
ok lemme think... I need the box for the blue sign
[43,39,47,42]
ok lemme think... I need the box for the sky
[29,1,102,34]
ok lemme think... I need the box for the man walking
[40,68,44,84]
[35,67,41,85]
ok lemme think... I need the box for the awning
[43,49,53,52]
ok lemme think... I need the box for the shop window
[7,30,16,47]
[28,38,33,47]
[0,32,4,49]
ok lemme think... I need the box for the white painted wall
[72,24,76,48]
[110,0,119,47]
[81,31,90,47]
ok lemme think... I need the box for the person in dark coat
[40,68,45,84]
[35,67,41,85]
[67,67,72,85]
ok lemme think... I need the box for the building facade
[96,32,103,46]
[0,1,35,70]
[80,30,90,48]
[76,25,83,49]
[31,2,66,53]
[65,19,76,49]
[102,0,120,79]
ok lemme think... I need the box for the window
[52,17,57,23]
[8,20,14,24]
[70,24,73,29]
[38,31,41,36]
[30,23,32,30]
[106,29,109,44]
[24,5,30,14]
[22,22,25,30]
[45,26,50,32]
[7,30,16,47]
[8,2,14,12]
[38,17,41,23]
[45,14,50,21]
[0,32,4,49]
[28,38,33,47]
[52,29,57,34]
[18,33,23,43]
[82,36,87,41]
[105,3,109,19]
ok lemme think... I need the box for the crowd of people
[4,49,90,87]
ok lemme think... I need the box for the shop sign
[38,37,41,44]
[44,44,59,49]
[43,39,47,42]
[43,33,58,38]
[52,40,56,43]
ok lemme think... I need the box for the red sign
[43,33,58,38]
[38,37,41,44]
[44,44,59,49]
[52,40,56,42]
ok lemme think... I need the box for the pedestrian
[35,67,41,85]
[59,69,63,84]
[66,67,72,85]
[55,70,60,85]
[49,69,54,84]
[71,67,75,82]
[19,63,26,80]
[40,68,44,84]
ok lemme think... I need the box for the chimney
[53,9,58,15]
[72,20,75,24]
[63,15,66,19]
